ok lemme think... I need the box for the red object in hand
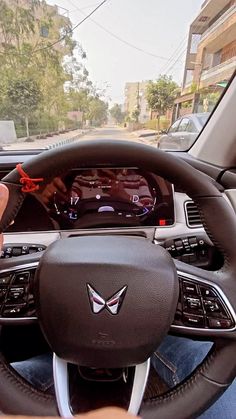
[16,163,44,193]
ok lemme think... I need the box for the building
[174,0,236,119]
[124,81,150,123]
[0,0,70,54]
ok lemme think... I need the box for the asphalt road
[78,126,156,146]
[81,126,131,141]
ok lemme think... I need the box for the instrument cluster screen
[51,168,175,228]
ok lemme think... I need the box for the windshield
[0,0,235,152]
[196,114,210,127]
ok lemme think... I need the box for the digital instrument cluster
[49,168,175,229]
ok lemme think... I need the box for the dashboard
[0,157,226,271]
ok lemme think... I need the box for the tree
[146,75,179,131]
[7,78,42,137]
[0,0,90,136]
[131,107,140,123]
[87,97,108,126]
[110,104,126,124]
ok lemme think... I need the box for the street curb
[45,129,92,150]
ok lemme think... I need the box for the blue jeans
[11,336,236,418]
[152,336,236,419]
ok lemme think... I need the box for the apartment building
[124,81,150,123]
[0,0,70,54]
[174,0,236,118]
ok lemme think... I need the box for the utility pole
[136,82,140,123]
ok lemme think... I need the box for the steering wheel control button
[7,287,26,304]
[0,275,11,285]
[184,296,202,312]
[13,272,30,285]
[200,286,216,298]
[174,276,235,332]
[183,281,198,295]
[183,314,204,328]
[203,299,228,318]
[2,304,27,317]
[0,265,37,322]
[203,299,220,312]
[208,318,232,329]
[0,288,7,302]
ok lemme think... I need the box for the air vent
[185,201,202,227]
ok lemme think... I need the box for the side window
[169,120,180,133]
[187,120,197,133]
[178,118,189,132]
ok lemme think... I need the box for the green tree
[87,97,108,126]
[0,0,89,136]
[7,78,42,137]
[147,75,179,131]
[110,104,126,124]
[131,107,140,123]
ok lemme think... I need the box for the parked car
[158,113,210,150]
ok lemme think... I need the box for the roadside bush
[15,117,81,138]
[145,117,170,131]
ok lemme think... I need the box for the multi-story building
[174,0,236,118]
[124,81,150,123]
[0,0,70,54]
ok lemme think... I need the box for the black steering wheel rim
[1,139,236,418]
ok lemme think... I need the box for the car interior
[0,71,236,418]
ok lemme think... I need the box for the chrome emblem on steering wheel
[87,284,127,315]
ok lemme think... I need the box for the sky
[47,0,202,104]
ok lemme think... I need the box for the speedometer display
[51,168,174,228]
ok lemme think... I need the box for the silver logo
[87,284,127,315]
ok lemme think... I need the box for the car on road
[158,113,210,151]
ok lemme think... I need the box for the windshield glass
[0,0,235,152]
[196,114,210,127]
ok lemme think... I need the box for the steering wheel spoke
[53,353,150,416]
[170,260,236,339]
[0,253,40,324]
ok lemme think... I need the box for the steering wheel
[1,140,236,419]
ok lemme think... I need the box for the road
[80,126,130,141]
[1,126,157,151]
[75,126,157,146]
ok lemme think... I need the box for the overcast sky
[47,0,202,104]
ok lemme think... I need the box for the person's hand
[39,177,67,205]
[0,184,9,250]
[81,407,137,418]
[5,407,137,419]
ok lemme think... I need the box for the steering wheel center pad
[35,235,178,368]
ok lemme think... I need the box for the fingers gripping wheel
[35,235,179,368]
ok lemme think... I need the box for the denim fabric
[11,353,53,393]
[152,335,236,419]
[10,337,236,418]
